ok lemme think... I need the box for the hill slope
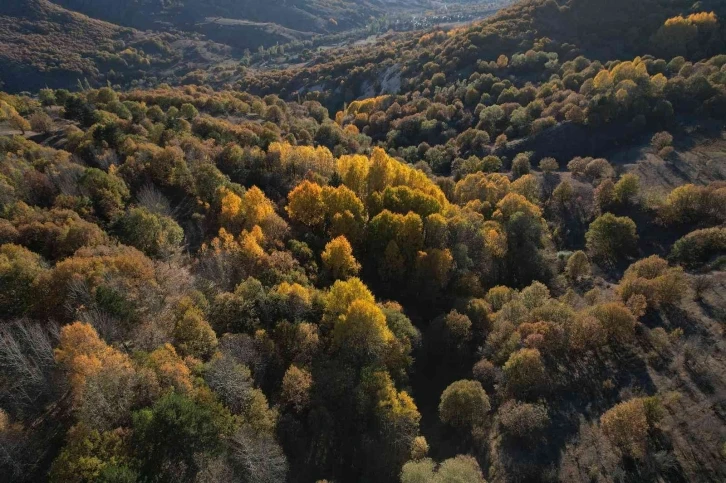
[0,0,232,93]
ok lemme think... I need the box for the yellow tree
[600,398,656,459]
[281,365,313,413]
[322,235,361,280]
[286,180,325,227]
[55,322,134,406]
[332,299,394,359]
[323,277,376,325]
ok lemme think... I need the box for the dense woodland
[2,0,726,482]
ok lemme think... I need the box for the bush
[29,111,54,133]
[670,227,726,268]
[651,131,673,156]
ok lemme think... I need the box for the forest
[1,0,726,482]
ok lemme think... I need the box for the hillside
[0,0,236,93]
[0,0,511,92]
[237,0,726,107]
[51,0,504,50]
[2,0,726,483]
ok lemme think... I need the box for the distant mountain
[0,0,231,93]
[0,0,508,92]
[48,0,463,50]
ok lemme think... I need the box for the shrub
[670,227,726,268]
[29,111,54,133]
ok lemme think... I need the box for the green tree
[614,174,639,205]
[132,392,234,482]
[118,207,183,259]
[438,380,490,429]
[538,157,558,173]
[586,213,638,263]
[400,455,486,483]
[503,348,546,399]
[566,250,591,281]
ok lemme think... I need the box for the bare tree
[0,319,60,413]
[228,426,288,483]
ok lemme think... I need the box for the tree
[55,322,134,407]
[651,131,674,157]
[79,168,130,221]
[132,392,234,482]
[442,310,472,350]
[499,400,549,444]
[600,398,653,459]
[180,103,199,120]
[614,174,639,205]
[511,153,531,178]
[566,250,590,281]
[49,424,135,483]
[618,255,687,308]
[0,244,45,318]
[286,180,325,228]
[409,436,429,460]
[118,207,183,259]
[323,277,375,325]
[438,380,490,429]
[228,426,288,483]
[400,455,486,483]
[585,213,638,263]
[590,302,636,343]
[8,113,30,134]
[594,178,616,211]
[538,157,558,173]
[321,235,360,280]
[503,348,545,399]
[280,365,312,413]
[670,227,726,268]
[172,297,218,360]
[332,299,393,360]
[584,158,614,181]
